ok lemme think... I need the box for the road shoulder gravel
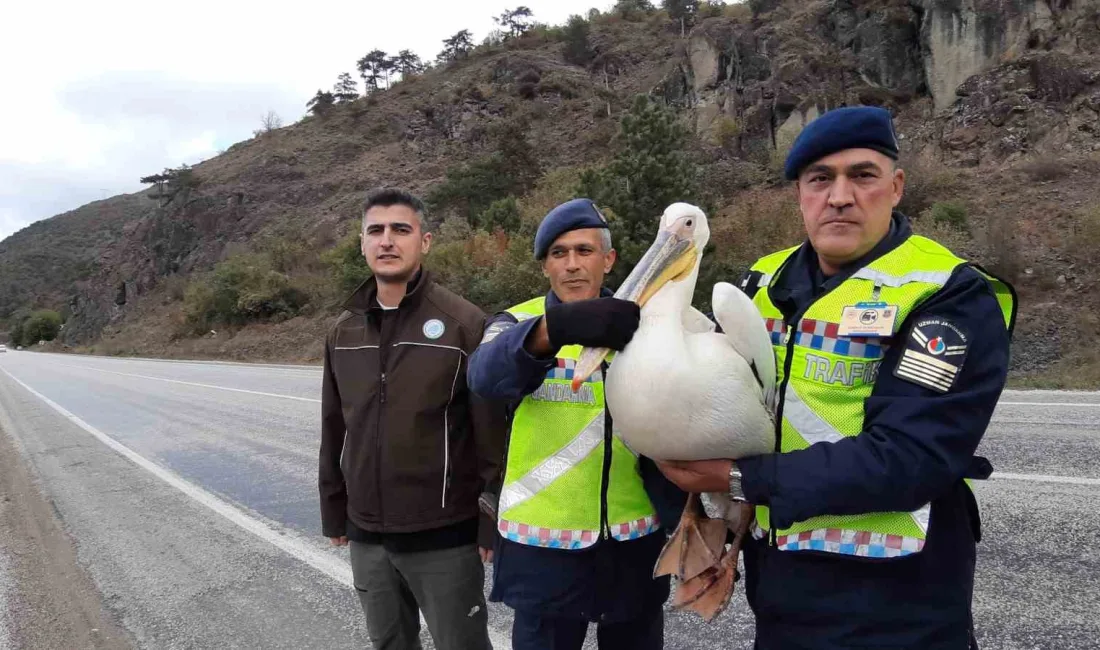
[0,420,134,649]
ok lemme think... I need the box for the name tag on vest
[839,302,897,338]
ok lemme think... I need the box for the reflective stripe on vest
[498,411,603,513]
[496,296,659,550]
[747,234,1015,559]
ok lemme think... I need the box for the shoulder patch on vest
[480,319,515,344]
[893,317,969,393]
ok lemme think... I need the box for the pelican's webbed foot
[655,497,754,623]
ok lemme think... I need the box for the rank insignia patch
[893,317,969,393]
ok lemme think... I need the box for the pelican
[570,203,776,621]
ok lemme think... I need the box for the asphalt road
[0,350,1097,649]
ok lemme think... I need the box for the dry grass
[710,187,805,273]
[1012,312,1100,389]
[1018,155,1074,183]
[897,161,963,218]
[1069,204,1100,267]
[911,216,972,256]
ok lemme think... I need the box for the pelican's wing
[711,282,777,411]
[682,306,717,334]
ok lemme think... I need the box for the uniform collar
[343,266,429,315]
[770,211,912,318]
[545,285,614,307]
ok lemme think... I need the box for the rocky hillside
[2,0,1098,385]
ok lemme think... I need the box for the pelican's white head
[569,202,710,391]
[613,202,709,307]
[660,202,710,252]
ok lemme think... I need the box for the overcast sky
[0,0,620,243]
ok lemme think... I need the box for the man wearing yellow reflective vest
[656,106,1015,649]
[467,199,685,650]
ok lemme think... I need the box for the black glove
[544,297,640,350]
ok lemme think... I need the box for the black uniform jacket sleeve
[737,266,1011,530]
[467,312,557,401]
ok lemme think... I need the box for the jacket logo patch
[423,319,445,340]
[894,318,968,393]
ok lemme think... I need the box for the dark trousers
[511,607,663,650]
[349,541,491,650]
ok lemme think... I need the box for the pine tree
[614,0,655,20]
[494,7,534,39]
[379,55,397,89]
[394,50,425,78]
[437,30,474,64]
[356,50,389,93]
[577,95,700,287]
[333,73,358,102]
[663,0,699,34]
[562,15,593,66]
[307,90,336,116]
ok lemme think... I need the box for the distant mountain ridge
[2,0,1098,385]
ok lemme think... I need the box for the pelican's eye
[686,219,693,226]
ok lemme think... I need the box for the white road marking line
[0,367,510,648]
[990,472,1100,487]
[32,351,322,373]
[58,364,321,403]
[998,401,1100,407]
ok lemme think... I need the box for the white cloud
[0,0,614,242]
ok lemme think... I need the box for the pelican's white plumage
[569,202,778,622]
[604,203,775,463]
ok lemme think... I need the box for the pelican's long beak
[570,221,698,392]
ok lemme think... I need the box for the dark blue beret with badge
[783,106,900,181]
[534,198,610,260]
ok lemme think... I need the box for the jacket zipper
[441,352,461,508]
[375,312,390,532]
[771,317,799,546]
[599,361,612,541]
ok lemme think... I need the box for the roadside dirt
[0,423,134,650]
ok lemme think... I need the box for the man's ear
[421,231,433,254]
[604,249,617,274]
[892,167,906,208]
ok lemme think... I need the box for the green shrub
[929,201,969,230]
[713,116,741,151]
[427,119,540,224]
[322,232,372,295]
[17,309,63,345]
[182,253,309,332]
[478,196,522,233]
[8,320,23,346]
[428,230,545,313]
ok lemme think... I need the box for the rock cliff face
[918,0,1060,112]
[663,0,1099,166]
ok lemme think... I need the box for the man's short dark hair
[362,188,427,222]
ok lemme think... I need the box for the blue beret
[783,106,900,181]
[533,198,609,260]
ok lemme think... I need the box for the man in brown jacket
[319,188,506,650]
